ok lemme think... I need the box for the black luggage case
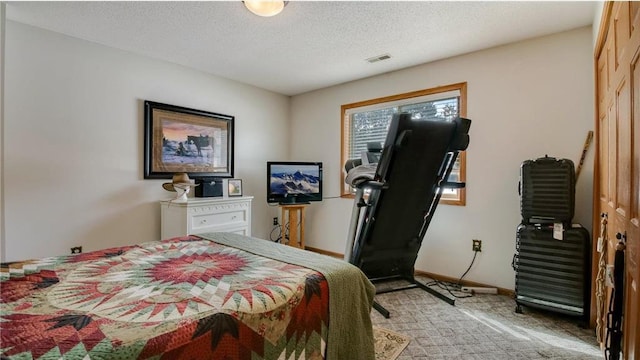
[519,156,575,225]
[513,223,590,320]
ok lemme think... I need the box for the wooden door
[595,26,615,344]
[594,2,639,358]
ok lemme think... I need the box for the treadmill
[344,112,471,317]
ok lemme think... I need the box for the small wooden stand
[279,204,308,249]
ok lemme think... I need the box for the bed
[0,232,375,359]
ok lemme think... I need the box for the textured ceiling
[6,1,596,96]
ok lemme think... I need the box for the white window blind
[345,90,460,162]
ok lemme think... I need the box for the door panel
[608,100,617,209]
[631,1,640,35]
[599,113,609,203]
[614,1,630,69]
[599,45,609,112]
[615,78,631,218]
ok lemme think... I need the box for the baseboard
[305,246,514,297]
[305,246,343,259]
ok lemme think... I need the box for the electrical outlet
[472,239,482,252]
[273,217,279,226]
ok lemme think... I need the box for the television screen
[267,161,323,204]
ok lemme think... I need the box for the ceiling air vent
[366,54,391,63]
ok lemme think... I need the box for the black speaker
[195,178,223,198]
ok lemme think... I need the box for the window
[340,82,467,205]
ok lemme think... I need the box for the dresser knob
[202,219,207,223]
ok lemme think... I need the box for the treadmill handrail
[356,180,385,190]
[440,181,466,189]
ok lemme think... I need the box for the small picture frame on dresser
[228,179,243,197]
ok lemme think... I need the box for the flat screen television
[267,161,323,204]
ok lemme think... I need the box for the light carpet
[370,279,600,359]
[374,326,411,360]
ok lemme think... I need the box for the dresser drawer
[191,224,250,237]
[190,209,247,231]
[161,196,253,239]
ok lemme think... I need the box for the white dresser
[160,196,253,239]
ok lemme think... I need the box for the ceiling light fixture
[244,1,288,17]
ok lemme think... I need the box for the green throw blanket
[199,232,375,360]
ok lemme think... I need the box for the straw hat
[162,173,199,192]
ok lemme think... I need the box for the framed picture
[228,179,243,197]
[144,100,234,179]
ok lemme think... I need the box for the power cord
[269,222,291,244]
[425,250,479,299]
[456,250,478,286]
[269,224,282,243]
[427,280,473,299]
[282,223,290,243]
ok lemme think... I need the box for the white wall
[291,27,594,290]
[593,2,605,48]
[3,21,595,292]
[3,21,290,261]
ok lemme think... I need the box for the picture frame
[228,179,243,197]
[144,100,234,179]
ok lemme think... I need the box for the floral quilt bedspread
[0,235,329,359]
